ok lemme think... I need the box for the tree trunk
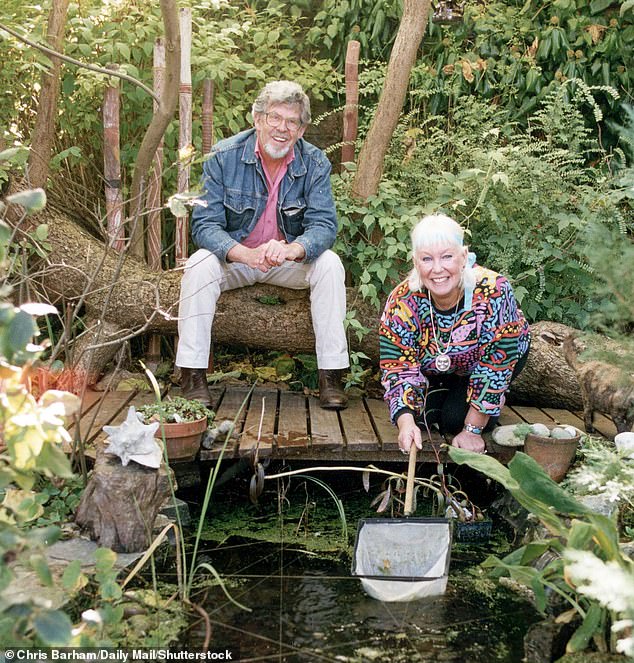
[508,321,583,410]
[351,0,431,200]
[75,449,171,553]
[127,0,180,259]
[34,208,380,384]
[26,0,71,190]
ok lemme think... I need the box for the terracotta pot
[155,417,207,462]
[524,433,580,482]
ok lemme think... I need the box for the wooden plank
[91,389,163,447]
[277,391,309,455]
[499,405,526,425]
[238,387,276,458]
[339,396,380,452]
[511,405,557,427]
[365,398,399,451]
[308,397,343,451]
[66,389,105,436]
[541,408,586,433]
[203,387,252,459]
[575,410,618,439]
[75,391,137,445]
[80,389,103,412]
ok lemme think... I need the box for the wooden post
[146,38,166,368]
[341,40,360,167]
[147,39,165,272]
[175,7,192,267]
[202,78,215,155]
[103,64,125,251]
[202,78,215,372]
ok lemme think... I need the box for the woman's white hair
[407,214,476,295]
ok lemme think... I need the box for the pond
[178,466,541,662]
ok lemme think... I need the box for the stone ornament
[103,406,162,468]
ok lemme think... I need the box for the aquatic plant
[448,447,634,657]
[142,366,253,612]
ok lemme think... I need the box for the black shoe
[180,367,212,407]
[318,369,348,410]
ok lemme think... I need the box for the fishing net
[352,517,452,602]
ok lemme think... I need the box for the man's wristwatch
[463,423,484,435]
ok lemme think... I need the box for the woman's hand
[451,429,486,453]
[396,412,422,453]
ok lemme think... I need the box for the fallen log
[12,207,590,412]
[508,321,583,410]
[31,208,380,383]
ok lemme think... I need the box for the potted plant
[137,396,214,462]
[493,423,582,483]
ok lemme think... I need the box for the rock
[492,424,528,447]
[578,493,619,518]
[524,618,575,663]
[550,426,575,439]
[529,423,550,437]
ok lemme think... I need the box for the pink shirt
[241,142,294,248]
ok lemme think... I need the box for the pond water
[180,467,541,662]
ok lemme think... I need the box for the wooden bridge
[71,383,619,465]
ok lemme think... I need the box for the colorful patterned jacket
[379,265,531,424]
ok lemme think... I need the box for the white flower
[565,550,634,614]
[82,609,103,624]
[615,637,634,656]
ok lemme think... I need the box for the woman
[379,214,531,454]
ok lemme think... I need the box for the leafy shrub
[335,81,632,326]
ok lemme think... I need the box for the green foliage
[0,149,52,298]
[418,0,633,132]
[335,82,632,325]
[0,0,340,250]
[564,437,634,516]
[33,476,84,527]
[334,169,422,309]
[449,447,634,656]
[307,0,403,68]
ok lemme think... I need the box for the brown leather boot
[318,369,348,410]
[180,367,212,407]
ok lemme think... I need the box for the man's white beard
[264,142,290,159]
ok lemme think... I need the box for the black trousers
[416,350,529,435]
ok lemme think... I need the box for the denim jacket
[191,129,338,263]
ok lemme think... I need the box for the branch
[0,21,160,105]
[127,0,180,254]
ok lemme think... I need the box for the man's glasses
[264,112,303,132]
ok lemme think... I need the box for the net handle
[404,443,417,516]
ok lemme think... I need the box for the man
[176,80,349,409]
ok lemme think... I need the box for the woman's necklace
[428,292,461,372]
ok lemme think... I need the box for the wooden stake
[146,38,166,368]
[103,64,125,251]
[341,40,360,167]
[147,38,165,272]
[175,7,192,267]
[202,78,215,155]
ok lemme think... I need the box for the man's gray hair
[252,80,311,125]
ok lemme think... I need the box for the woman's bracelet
[463,423,484,435]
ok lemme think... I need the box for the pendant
[435,352,451,372]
